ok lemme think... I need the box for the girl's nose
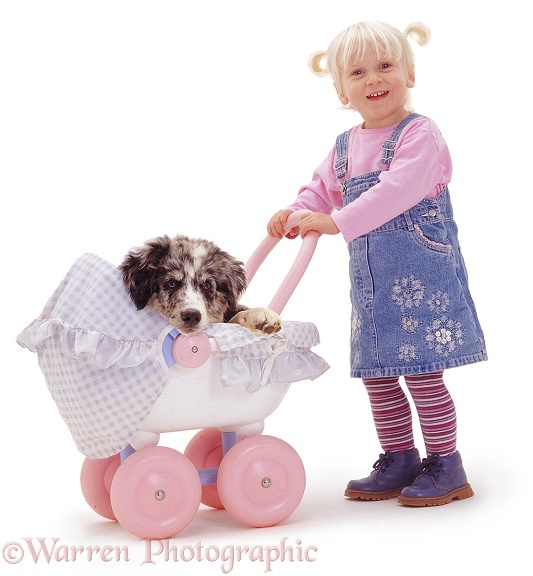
[366,74,382,85]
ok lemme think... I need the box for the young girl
[267,21,487,506]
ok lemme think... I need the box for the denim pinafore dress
[336,113,487,378]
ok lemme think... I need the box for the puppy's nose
[181,309,202,328]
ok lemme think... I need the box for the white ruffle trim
[219,348,329,393]
[17,318,160,369]
[203,321,329,392]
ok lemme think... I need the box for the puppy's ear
[216,250,248,312]
[119,236,172,310]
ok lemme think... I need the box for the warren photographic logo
[2,536,318,573]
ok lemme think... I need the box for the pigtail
[405,22,431,46]
[308,50,328,76]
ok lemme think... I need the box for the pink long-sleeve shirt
[288,115,453,243]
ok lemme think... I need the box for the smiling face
[337,51,415,129]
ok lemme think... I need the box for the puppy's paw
[229,307,282,335]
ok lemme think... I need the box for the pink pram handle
[244,210,318,315]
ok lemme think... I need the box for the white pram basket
[16,212,328,538]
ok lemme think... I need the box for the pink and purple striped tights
[362,370,457,456]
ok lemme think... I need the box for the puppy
[119,234,282,335]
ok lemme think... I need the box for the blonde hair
[309,21,430,110]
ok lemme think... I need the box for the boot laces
[373,451,395,474]
[418,454,443,479]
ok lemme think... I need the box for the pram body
[17,212,328,538]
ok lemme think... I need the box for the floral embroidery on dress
[392,277,467,362]
[401,315,421,333]
[397,342,419,363]
[427,290,450,313]
[392,276,425,311]
[424,316,465,356]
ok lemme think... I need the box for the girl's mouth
[367,91,389,100]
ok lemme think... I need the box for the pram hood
[17,253,328,459]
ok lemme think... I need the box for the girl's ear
[334,81,349,105]
[407,70,415,88]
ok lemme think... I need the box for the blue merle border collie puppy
[120,234,281,335]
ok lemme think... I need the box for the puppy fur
[120,234,281,335]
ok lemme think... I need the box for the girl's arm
[332,125,450,243]
[287,147,342,215]
[267,147,341,238]
[268,120,449,241]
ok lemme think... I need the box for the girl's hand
[267,209,297,239]
[299,212,340,237]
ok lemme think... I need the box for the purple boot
[398,451,474,507]
[345,449,421,500]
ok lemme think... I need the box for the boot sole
[345,487,403,501]
[397,483,474,507]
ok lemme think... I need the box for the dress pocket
[410,221,452,254]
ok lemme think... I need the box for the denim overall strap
[334,128,352,182]
[379,113,421,168]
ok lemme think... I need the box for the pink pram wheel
[80,454,120,521]
[110,446,201,539]
[217,435,306,527]
[184,428,227,510]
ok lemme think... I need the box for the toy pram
[16,212,329,539]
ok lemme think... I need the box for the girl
[267,21,487,506]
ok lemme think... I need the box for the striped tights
[362,370,457,456]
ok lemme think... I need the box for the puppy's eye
[165,279,182,290]
[202,280,213,291]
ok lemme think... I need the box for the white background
[1,1,530,574]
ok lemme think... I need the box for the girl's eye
[379,62,392,70]
[351,68,364,76]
